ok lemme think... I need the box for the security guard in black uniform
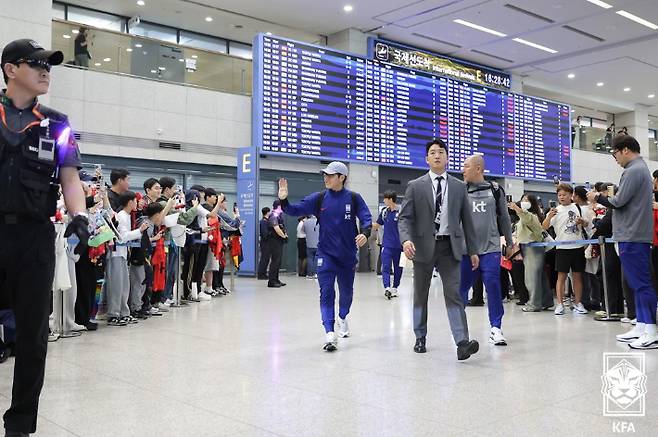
[0,39,89,437]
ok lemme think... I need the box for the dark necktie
[435,176,444,232]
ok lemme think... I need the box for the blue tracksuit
[459,252,504,329]
[377,208,403,289]
[282,188,372,333]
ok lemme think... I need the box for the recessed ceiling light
[158,66,166,71]
[205,16,213,22]
[150,70,157,73]
[103,58,111,62]
[453,19,507,37]
[597,82,604,87]
[179,58,184,62]
[649,94,656,99]
[513,38,558,53]
[623,87,631,92]
[586,0,613,9]
[135,43,143,48]
[63,34,71,39]
[71,29,79,34]
[137,0,145,6]
[567,73,575,79]
[94,63,101,66]
[126,48,133,52]
[343,5,353,12]
[192,55,198,59]
[570,109,575,113]
[616,10,658,30]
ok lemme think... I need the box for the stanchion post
[170,244,187,307]
[595,236,620,322]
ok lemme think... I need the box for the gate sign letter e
[242,153,251,173]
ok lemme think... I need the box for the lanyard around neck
[0,103,44,134]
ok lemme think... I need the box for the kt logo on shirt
[472,200,487,213]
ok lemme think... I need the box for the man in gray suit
[398,139,480,360]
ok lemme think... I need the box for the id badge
[38,137,56,162]
[201,232,208,242]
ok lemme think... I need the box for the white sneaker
[629,332,658,349]
[198,291,212,301]
[156,303,169,312]
[323,332,337,351]
[384,287,392,300]
[554,303,565,315]
[148,307,161,315]
[572,302,588,315]
[337,317,350,338]
[616,325,645,343]
[71,323,87,332]
[489,327,507,346]
[164,298,174,306]
[161,300,171,308]
[390,287,399,298]
[631,318,637,325]
[620,317,632,323]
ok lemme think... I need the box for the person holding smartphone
[542,183,588,316]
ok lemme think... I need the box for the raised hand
[278,178,288,200]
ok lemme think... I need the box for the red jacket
[653,209,658,246]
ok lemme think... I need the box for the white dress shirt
[428,169,449,235]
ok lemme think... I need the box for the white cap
[320,161,348,176]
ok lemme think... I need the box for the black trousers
[510,260,528,303]
[603,243,625,315]
[257,239,271,277]
[74,252,96,325]
[142,262,154,311]
[0,221,55,433]
[182,242,201,299]
[268,238,284,284]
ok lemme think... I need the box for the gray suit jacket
[398,173,477,262]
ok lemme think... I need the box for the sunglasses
[14,58,51,72]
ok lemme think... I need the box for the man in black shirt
[107,168,130,212]
[257,207,271,279]
[268,200,288,287]
[0,38,88,436]
[73,27,91,68]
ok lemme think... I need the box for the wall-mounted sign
[368,38,511,90]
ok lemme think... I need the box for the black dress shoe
[413,337,426,353]
[457,339,479,361]
[267,282,281,288]
[277,282,287,287]
[515,301,527,306]
[467,299,484,307]
[5,430,29,437]
[85,321,99,331]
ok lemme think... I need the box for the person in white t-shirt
[106,191,149,326]
[542,183,589,316]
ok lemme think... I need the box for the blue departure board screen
[252,34,571,182]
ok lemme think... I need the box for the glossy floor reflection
[2,272,657,436]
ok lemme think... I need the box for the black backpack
[314,190,359,234]
[467,181,505,236]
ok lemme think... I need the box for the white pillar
[615,104,650,158]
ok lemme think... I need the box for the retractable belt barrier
[526,238,614,247]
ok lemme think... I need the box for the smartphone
[549,200,557,209]
[506,194,513,203]
[553,175,559,185]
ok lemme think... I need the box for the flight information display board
[253,34,571,181]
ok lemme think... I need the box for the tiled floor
[1,272,657,436]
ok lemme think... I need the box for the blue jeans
[163,244,179,302]
[317,252,356,333]
[459,252,504,328]
[618,242,657,325]
[381,247,403,289]
[306,247,318,276]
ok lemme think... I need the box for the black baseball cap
[1,39,64,70]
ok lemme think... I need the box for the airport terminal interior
[1,0,658,436]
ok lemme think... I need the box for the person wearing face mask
[510,195,553,312]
